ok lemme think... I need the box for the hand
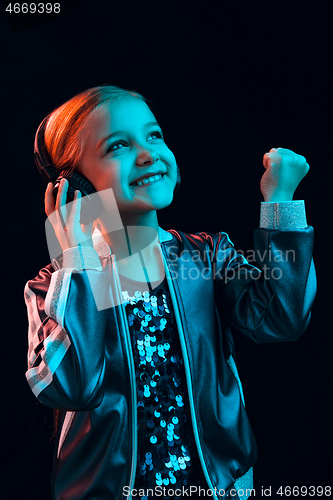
[260,148,310,202]
[45,178,94,251]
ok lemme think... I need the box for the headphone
[34,116,181,225]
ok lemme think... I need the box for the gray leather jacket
[24,201,316,500]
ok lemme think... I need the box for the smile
[131,173,165,187]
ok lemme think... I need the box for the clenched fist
[260,148,310,202]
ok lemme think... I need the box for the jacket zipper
[111,243,216,499]
[159,245,218,498]
[111,255,138,500]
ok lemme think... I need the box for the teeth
[136,174,163,186]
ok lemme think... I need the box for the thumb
[263,148,280,169]
[81,220,95,235]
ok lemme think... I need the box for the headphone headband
[34,117,60,186]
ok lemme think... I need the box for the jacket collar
[159,227,174,243]
[92,226,173,259]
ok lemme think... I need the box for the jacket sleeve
[215,200,316,343]
[24,246,111,410]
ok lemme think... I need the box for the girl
[24,85,316,500]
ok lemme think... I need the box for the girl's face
[78,97,178,217]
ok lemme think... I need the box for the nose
[135,145,159,166]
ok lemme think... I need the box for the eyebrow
[96,121,161,151]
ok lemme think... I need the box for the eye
[148,130,164,141]
[106,141,127,153]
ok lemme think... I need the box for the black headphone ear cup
[54,170,102,225]
[54,170,96,198]
[34,117,101,224]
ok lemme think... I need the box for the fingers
[44,177,92,251]
[67,189,82,230]
[63,188,87,244]
[55,178,70,231]
[263,148,310,178]
[45,178,69,230]
[263,150,280,170]
[45,182,55,217]
[263,148,292,169]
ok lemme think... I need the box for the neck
[98,210,160,260]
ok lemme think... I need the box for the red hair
[44,85,147,173]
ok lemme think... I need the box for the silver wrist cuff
[62,246,103,271]
[260,200,307,230]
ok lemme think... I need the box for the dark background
[1,1,331,498]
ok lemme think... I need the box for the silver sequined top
[120,275,208,499]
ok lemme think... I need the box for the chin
[153,191,175,210]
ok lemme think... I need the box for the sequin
[169,472,177,484]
